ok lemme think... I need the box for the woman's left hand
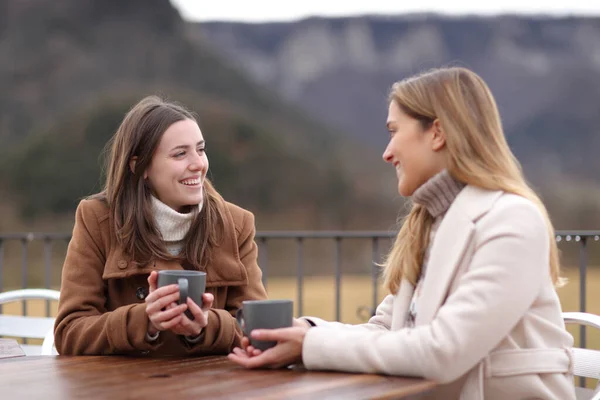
[170,293,214,337]
[228,326,309,369]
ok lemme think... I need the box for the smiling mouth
[180,178,201,186]
[393,163,403,177]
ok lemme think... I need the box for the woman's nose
[382,147,393,163]
[189,153,206,171]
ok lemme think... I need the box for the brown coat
[54,197,268,356]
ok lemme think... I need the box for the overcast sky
[170,1,600,22]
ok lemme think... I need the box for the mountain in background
[0,0,399,232]
[1,2,599,234]
[195,15,600,229]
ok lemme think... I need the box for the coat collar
[102,249,248,288]
[415,185,504,325]
[102,197,249,288]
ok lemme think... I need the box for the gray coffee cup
[236,299,293,351]
[157,270,206,320]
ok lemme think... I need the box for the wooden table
[0,355,437,399]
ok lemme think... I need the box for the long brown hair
[91,95,226,269]
[382,67,563,293]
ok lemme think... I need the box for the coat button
[117,260,128,269]
[136,287,148,300]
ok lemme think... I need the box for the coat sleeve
[302,294,394,331]
[54,200,160,355]
[302,196,549,383]
[182,209,268,354]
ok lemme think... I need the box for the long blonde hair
[382,67,563,293]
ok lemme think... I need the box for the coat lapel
[102,246,248,287]
[415,211,474,325]
[392,279,415,330]
[415,186,503,325]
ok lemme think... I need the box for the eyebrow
[169,140,205,152]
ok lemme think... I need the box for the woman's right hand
[238,318,311,357]
[145,271,188,336]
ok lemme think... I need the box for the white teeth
[181,179,200,186]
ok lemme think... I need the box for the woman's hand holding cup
[145,271,188,336]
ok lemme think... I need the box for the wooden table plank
[0,338,25,359]
[0,356,437,399]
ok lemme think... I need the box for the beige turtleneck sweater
[150,195,203,255]
[405,169,465,328]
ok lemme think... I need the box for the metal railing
[0,230,599,339]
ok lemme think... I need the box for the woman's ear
[130,157,149,179]
[129,156,138,174]
[431,119,446,151]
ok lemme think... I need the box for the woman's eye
[174,151,185,158]
[197,147,205,154]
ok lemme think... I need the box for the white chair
[563,312,600,400]
[0,289,60,356]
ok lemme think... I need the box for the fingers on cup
[147,290,183,313]
[147,271,158,292]
[145,283,179,304]
[157,315,183,331]
[187,299,210,331]
[187,298,205,318]
[202,293,214,308]
[177,313,202,337]
[147,299,187,328]
[150,308,185,331]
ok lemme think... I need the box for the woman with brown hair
[229,67,576,399]
[54,95,268,356]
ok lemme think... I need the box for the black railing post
[296,238,304,317]
[372,238,380,316]
[20,236,29,345]
[21,237,29,316]
[44,237,53,316]
[334,237,342,322]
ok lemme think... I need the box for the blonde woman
[229,67,575,399]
